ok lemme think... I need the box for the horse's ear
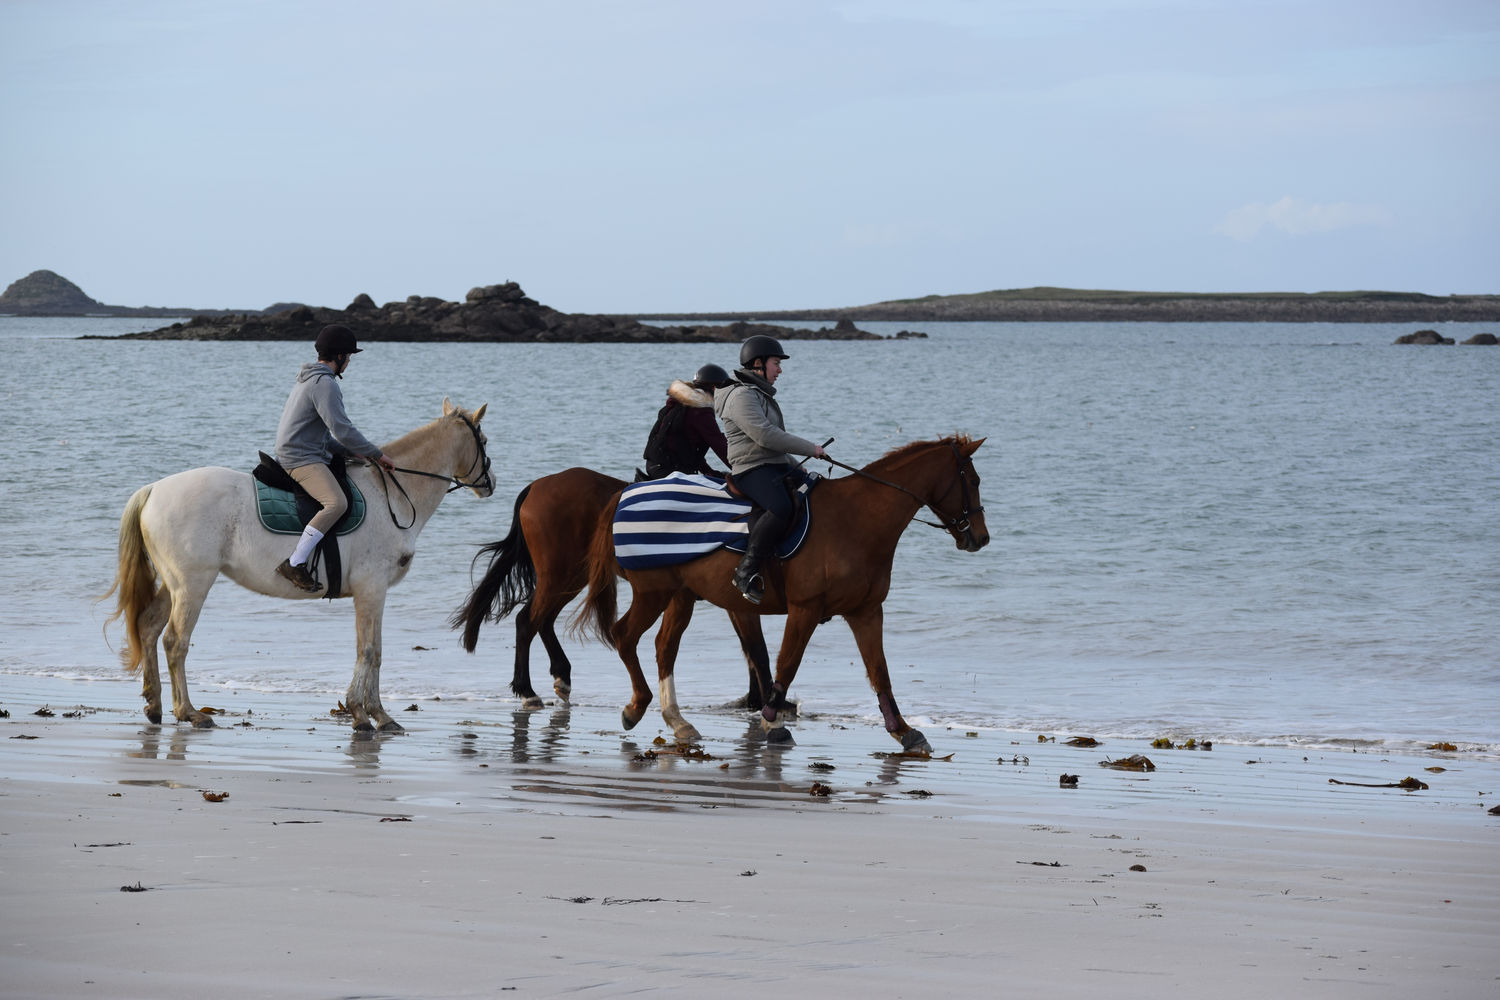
[472,403,487,424]
[442,397,455,416]
[962,436,986,456]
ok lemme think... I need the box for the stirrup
[733,567,764,605]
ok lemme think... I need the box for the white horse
[104,398,493,731]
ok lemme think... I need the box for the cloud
[1216,196,1394,241]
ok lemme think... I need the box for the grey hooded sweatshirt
[712,368,820,475]
[275,362,383,470]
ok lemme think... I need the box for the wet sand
[3,674,1497,998]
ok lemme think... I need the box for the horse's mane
[381,407,477,454]
[868,434,975,470]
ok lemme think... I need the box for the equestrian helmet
[315,324,363,358]
[693,363,732,388]
[739,334,789,368]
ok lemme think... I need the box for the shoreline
[4,674,1497,997]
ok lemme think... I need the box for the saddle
[251,452,365,599]
[612,470,818,571]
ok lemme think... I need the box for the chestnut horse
[450,467,773,718]
[577,436,988,752]
[104,399,494,731]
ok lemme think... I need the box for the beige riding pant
[289,463,349,535]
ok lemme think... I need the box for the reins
[822,440,982,535]
[373,412,493,528]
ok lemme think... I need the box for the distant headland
[3,270,1497,341]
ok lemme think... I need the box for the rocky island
[106,281,910,345]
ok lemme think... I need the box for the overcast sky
[3,0,1496,313]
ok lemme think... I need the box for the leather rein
[821,439,982,536]
[374,412,493,528]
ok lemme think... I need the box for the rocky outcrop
[1461,332,1497,345]
[1394,329,1455,345]
[0,270,104,314]
[0,269,246,318]
[105,282,892,345]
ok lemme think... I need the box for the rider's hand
[812,445,828,460]
[376,452,397,471]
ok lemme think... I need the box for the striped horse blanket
[613,472,813,570]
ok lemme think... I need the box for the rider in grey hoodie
[713,335,828,604]
[272,325,395,592]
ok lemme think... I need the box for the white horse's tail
[102,484,158,673]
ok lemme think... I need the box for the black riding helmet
[739,334,788,369]
[315,324,362,359]
[692,363,732,389]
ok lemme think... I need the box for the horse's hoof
[621,708,642,731]
[190,715,216,729]
[553,680,572,703]
[520,695,546,711]
[900,729,932,755]
[766,726,795,746]
[377,719,405,734]
[352,720,375,733]
[145,709,162,725]
[673,724,702,742]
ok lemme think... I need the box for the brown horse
[577,436,988,752]
[450,467,773,721]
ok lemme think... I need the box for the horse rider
[713,335,829,604]
[640,363,734,480]
[273,324,396,592]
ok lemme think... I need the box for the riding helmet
[738,334,789,368]
[315,324,363,358]
[692,363,732,388]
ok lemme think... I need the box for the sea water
[1,316,1495,756]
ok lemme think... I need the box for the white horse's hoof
[377,719,405,733]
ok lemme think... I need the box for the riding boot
[733,511,785,605]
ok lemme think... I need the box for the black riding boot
[733,511,785,605]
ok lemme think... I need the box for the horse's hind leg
[135,588,172,724]
[530,589,577,704]
[509,605,546,709]
[161,576,217,728]
[655,591,699,742]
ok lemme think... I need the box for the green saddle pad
[254,479,366,536]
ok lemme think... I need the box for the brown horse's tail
[571,494,622,649]
[449,484,534,652]
[101,485,158,674]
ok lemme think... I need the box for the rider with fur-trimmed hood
[641,364,733,479]
[713,335,829,604]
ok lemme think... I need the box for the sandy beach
[3,673,1495,999]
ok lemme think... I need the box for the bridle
[374,412,493,528]
[822,439,983,539]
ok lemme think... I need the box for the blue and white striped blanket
[613,472,811,570]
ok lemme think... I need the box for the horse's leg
[759,606,825,745]
[348,591,399,732]
[843,604,930,753]
[654,591,700,741]
[530,588,577,704]
[161,575,217,728]
[136,588,172,724]
[728,610,772,714]
[611,588,674,732]
[509,605,545,709]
